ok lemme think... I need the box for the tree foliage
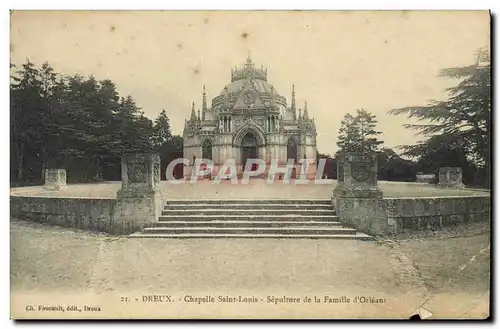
[389,48,490,169]
[337,108,384,153]
[151,110,183,179]
[376,148,417,182]
[10,60,183,184]
[389,48,490,187]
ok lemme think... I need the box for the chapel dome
[219,56,283,98]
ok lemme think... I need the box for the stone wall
[385,196,490,233]
[10,196,119,233]
[11,153,164,235]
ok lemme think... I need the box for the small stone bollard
[416,173,435,183]
[44,169,67,191]
[438,167,465,189]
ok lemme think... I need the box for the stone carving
[242,90,256,104]
[351,162,371,183]
[44,169,67,191]
[333,151,382,199]
[118,153,162,198]
[128,163,147,183]
[46,171,57,183]
[449,169,460,181]
[438,167,465,189]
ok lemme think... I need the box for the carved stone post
[332,151,387,235]
[438,167,465,189]
[115,153,162,234]
[44,169,67,191]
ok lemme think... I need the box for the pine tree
[152,109,173,150]
[10,59,155,183]
[336,109,383,153]
[390,47,490,186]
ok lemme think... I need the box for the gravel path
[11,220,489,319]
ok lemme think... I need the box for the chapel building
[182,56,317,178]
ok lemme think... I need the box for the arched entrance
[202,139,213,160]
[287,137,299,164]
[241,133,259,171]
[287,137,299,179]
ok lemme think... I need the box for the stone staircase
[129,199,372,240]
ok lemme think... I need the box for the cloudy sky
[10,11,489,155]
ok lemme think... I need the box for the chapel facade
[182,56,317,178]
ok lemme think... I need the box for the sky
[10,10,490,155]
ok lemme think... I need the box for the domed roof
[219,56,283,97]
[219,78,278,96]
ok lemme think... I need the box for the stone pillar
[438,167,465,189]
[44,169,67,191]
[115,153,162,234]
[332,151,387,235]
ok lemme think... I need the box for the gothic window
[202,139,213,160]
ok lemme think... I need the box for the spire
[202,85,207,120]
[298,108,302,120]
[303,100,309,120]
[270,85,275,109]
[291,84,296,120]
[183,118,188,135]
[223,85,228,108]
[198,109,201,121]
[244,51,254,70]
[190,101,196,120]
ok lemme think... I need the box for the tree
[389,47,490,186]
[113,95,154,156]
[336,113,358,152]
[337,108,384,153]
[377,148,417,182]
[10,59,156,184]
[152,109,173,151]
[10,60,60,181]
[162,135,184,180]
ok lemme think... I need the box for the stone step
[164,199,332,205]
[141,226,356,235]
[158,215,339,221]
[152,220,342,228]
[129,232,373,241]
[164,203,334,210]
[162,209,336,216]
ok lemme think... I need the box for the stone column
[44,169,67,191]
[332,151,388,235]
[438,167,465,189]
[115,153,162,234]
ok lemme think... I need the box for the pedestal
[438,167,465,189]
[332,151,387,235]
[115,153,163,234]
[44,169,67,191]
